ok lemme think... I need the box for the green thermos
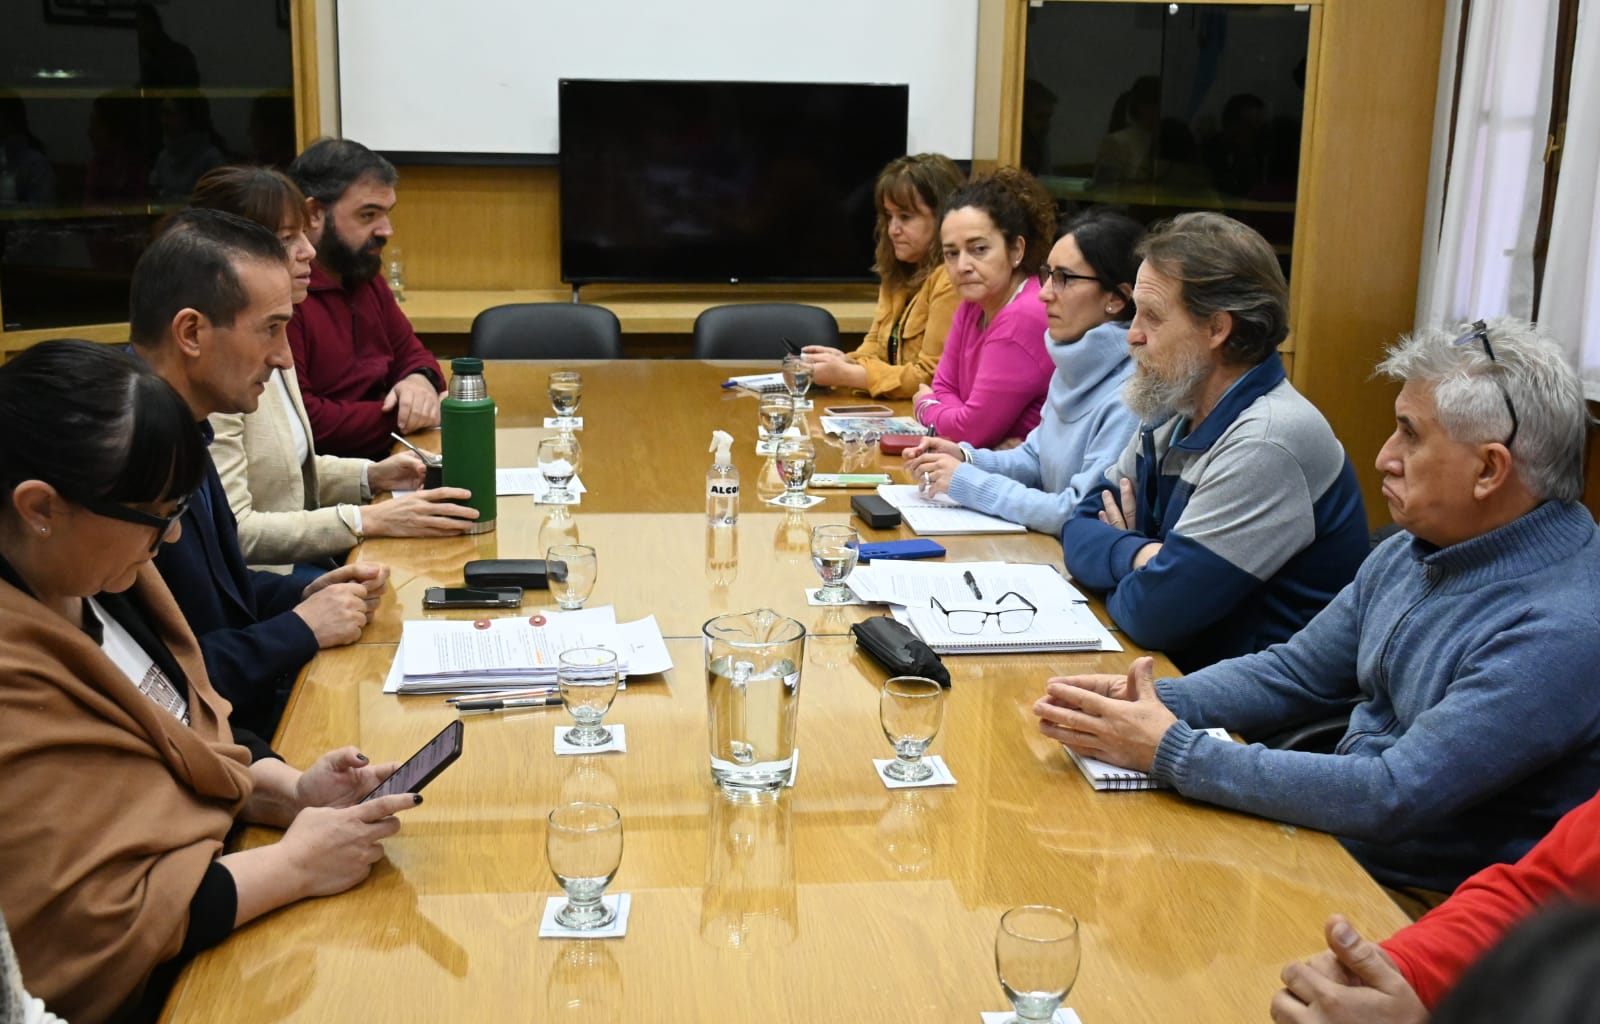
[441,356,496,533]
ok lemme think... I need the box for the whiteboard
[336,0,978,159]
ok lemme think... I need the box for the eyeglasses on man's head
[1450,319,1519,449]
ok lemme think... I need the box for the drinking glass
[879,675,945,782]
[810,525,858,604]
[537,434,582,505]
[558,647,620,747]
[547,543,598,610]
[546,802,624,929]
[781,354,813,407]
[773,438,816,508]
[758,393,795,455]
[549,371,583,429]
[995,906,1080,1024]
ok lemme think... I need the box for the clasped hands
[1033,656,1179,772]
[903,436,966,496]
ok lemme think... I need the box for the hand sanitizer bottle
[707,430,739,525]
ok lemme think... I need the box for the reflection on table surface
[163,361,1410,1022]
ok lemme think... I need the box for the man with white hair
[1035,317,1600,900]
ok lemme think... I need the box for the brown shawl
[0,564,253,1023]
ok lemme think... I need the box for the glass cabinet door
[0,2,297,331]
[1021,2,1311,278]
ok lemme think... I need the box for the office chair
[469,303,624,360]
[690,303,842,360]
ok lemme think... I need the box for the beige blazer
[209,367,368,570]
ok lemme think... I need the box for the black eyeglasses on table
[930,591,1037,635]
[77,493,193,553]
[1451,319,1519,448]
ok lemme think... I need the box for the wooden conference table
[162,361,1409,1023]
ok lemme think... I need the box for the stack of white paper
[875,484,1027,535]
[382,607,673,695]
[843,561,1121,654]
[495,468,589,499]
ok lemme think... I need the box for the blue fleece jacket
[1150,500,1600,892]
[1062,353,1368,670]
[945,321,1139,535]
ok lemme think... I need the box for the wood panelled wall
[388,166,562,291]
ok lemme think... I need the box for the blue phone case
[856,539,946,562]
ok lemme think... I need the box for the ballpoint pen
[390,432,443,467]
[445,687,558,703]
[963,570,984,600]
[455,695,564,713]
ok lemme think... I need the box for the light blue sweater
[945,321,1137,534]
[1148,499,1600,892]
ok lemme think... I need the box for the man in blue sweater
[133,209,388,734]
[1035,318,1600,896]
[1062,213,1368,670]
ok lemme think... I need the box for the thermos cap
[451,357,484,375]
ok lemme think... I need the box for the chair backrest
[469,303,624,360]
[690,303,841,360]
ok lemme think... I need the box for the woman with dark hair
[190,166,477,575]
[912,166,1057,448]
[904,210,1144,533]
[802,153,964,398]
[0,340,418,1024]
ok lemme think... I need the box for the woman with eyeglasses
[802,153,964,398]
[190,166,478,579]
[0,340,418,1024]
[912,167,1058,449]
[904,210,1144,534]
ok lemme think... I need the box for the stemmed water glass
[879,675,945,782]
[758,393,795,455]
[782,354,813,409]
[773,438,816,508]
[538,434,582,505]
[547,543,598,610]
[810,524,858,603]
[995,906,1080,1024]
[546,802,624,929]
[557,646,620,747]
[549,371,583,431]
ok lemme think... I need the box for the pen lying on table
[455,695,564,713]
[444,687,558,704]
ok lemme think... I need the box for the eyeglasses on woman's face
[76,493,192,553]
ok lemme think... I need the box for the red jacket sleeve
[1380,791,1600,1008]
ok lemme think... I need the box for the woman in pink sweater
[912,167,1056,448]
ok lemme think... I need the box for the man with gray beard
[1060,213,1367,671]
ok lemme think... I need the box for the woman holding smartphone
[904,210,1144,533]
[802,153,964,398]
[190,166,478,578]
[0,341,419,1024]
[912,167,1057,448]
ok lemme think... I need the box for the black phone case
[850,616,951,688]
[464,558,550,589]
[851,494,902,529]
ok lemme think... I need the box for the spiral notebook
[1064,728,1233,791]
[901,602,1119,654]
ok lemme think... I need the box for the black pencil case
[463,558,550,590]
[849,616,950,688]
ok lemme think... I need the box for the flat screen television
[559,79,910,285]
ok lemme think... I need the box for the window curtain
[1540,2,1600,398]
[1414,0,1561,330]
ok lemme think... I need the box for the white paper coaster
[981,1011,1080,1024]
[873,754,957,789]
[543,417,584,430]
[539,893,630,939]
[805,587,865,606]
[554,723,627,755]
[764,493,825,509]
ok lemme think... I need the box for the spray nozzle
[710,430,735,463]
